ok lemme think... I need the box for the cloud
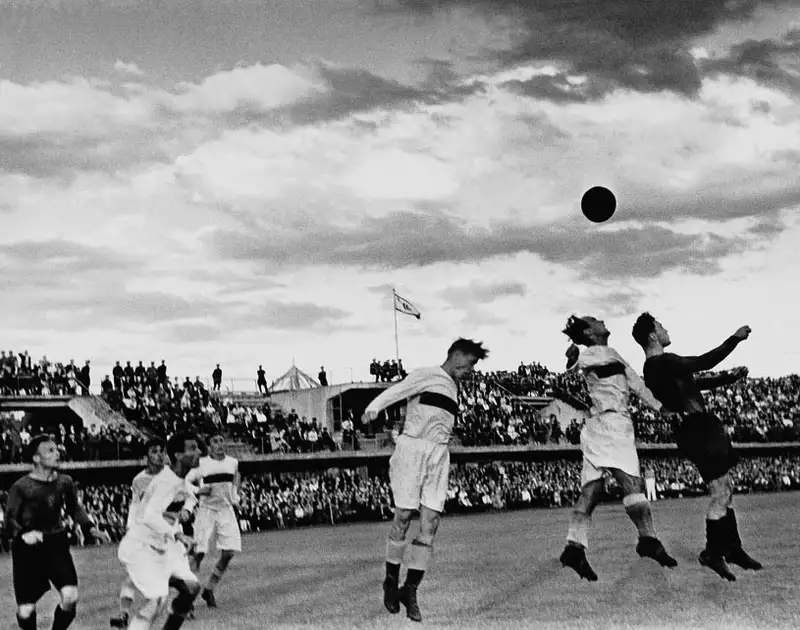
[210,209,783,280]
[384,0,772,99]
[260,301,351,330]
[702,32,800,93]
[114,60,145,77]
[441,279,526,306]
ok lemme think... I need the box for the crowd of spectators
[0,351,91,396]
[369,359,406,383]
[3,454,800,550]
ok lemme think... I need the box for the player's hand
[565,344,579,367]
[730,366,749,381]
[197,485,212,496]
[175,532,195,552]
[21,530,43,545]
[179,509,193,523]
[733,326,751,341]
[362,409,378,423]
[389,428,399,444]
[90,527,112,544]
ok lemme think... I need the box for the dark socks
[51,605,76,630]
[17,612,36,630]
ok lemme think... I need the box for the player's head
[29,434,59,470]
[144,438,166,468]
[443,338,489,380]
[563,315,609,346]
[207,432,226,458]
[166,432,202,471]
[632,312,670,349]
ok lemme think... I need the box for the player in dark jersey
[632,313,762,581]
[5,434,111,629]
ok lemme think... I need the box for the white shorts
[194,506,242,554]
[389,435,449,513]
[580,422,640,487]
[118,537,199,600]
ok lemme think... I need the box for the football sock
[567,510,591,548]
[623,493,657,539]
[51,605,76,630]
[16,612,36,630]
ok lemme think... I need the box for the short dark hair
[166,432,199,464]
[632,312,657,348]
[206,430,225,442]
[144,437,165,452]
[562,315,592,346]
[28,434,54,462]
[447,338,489,360]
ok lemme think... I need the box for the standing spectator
[318,367,328,387]
[257,366,268,396]
[157,360,168,385]
[79,360,91,395]
[212,364,223,391]
[112,362,123,391]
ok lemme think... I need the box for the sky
[1,0,799,390]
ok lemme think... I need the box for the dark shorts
[12,532,78,605]
[673,412,738,483]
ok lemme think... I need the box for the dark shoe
[383,578,400,614]
[726,547,763,571]
[699,550,736,581]
[201,588,217,608]
[636,536,678,568]
[187,606,196,620]
[109,612,129,628]
[399,584,422,622]
[559,544,598,581]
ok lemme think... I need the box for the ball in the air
[581,186,617,223]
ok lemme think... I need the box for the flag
[394,293,421,319]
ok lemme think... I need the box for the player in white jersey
[117,433,202,630]
[363,338,488,623]
[186,432,241,609]
[558,316,677,582]
[110,439,166,628]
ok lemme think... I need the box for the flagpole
[393,289,400,366]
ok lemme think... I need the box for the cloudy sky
[1,0,799,389]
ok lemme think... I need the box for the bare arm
[623,364,662,411]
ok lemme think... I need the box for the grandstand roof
[271,365,320,392]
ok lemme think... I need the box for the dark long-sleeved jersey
[4,473,93,540]
[643,335,743,414]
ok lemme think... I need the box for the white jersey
[187,456,239,511]
[125,467,195,551]
[365,367,458,445]
[127,469,158,531]
[569,345,661,479]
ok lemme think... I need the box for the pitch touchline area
[2,492,798,629]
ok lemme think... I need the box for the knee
[418,513,441,542]
[389,510,413,540]
[185,579,202,598]
[138,597,164,621]
[16,604,36,619]
[60,586,79,609]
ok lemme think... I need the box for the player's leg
[203,508,241,606]
[399,504,441,623]
[189,509,213,573]
[716,474,762,571]
[49,539,81,630]
[127,597,166,630]
[560,467,604,582]
[383,437,423,615]
[110,577,136,628]
[609,469,677,568]
[696,472,738,581]
[12,536,50,629]
[397,444,449,623]
[118,537,171,629]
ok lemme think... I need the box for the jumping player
[5,434,111,630]
[363,338,488,623]
[117,432,203,629]
[633,313,761,581]
[186,432,242,609]
[559,316,676,581]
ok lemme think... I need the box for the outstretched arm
[696,367,748,390]
[670,327,750,373]
[364,370,429,416]
[623,364,662,411]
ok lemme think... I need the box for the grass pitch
[2,492,797,629]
